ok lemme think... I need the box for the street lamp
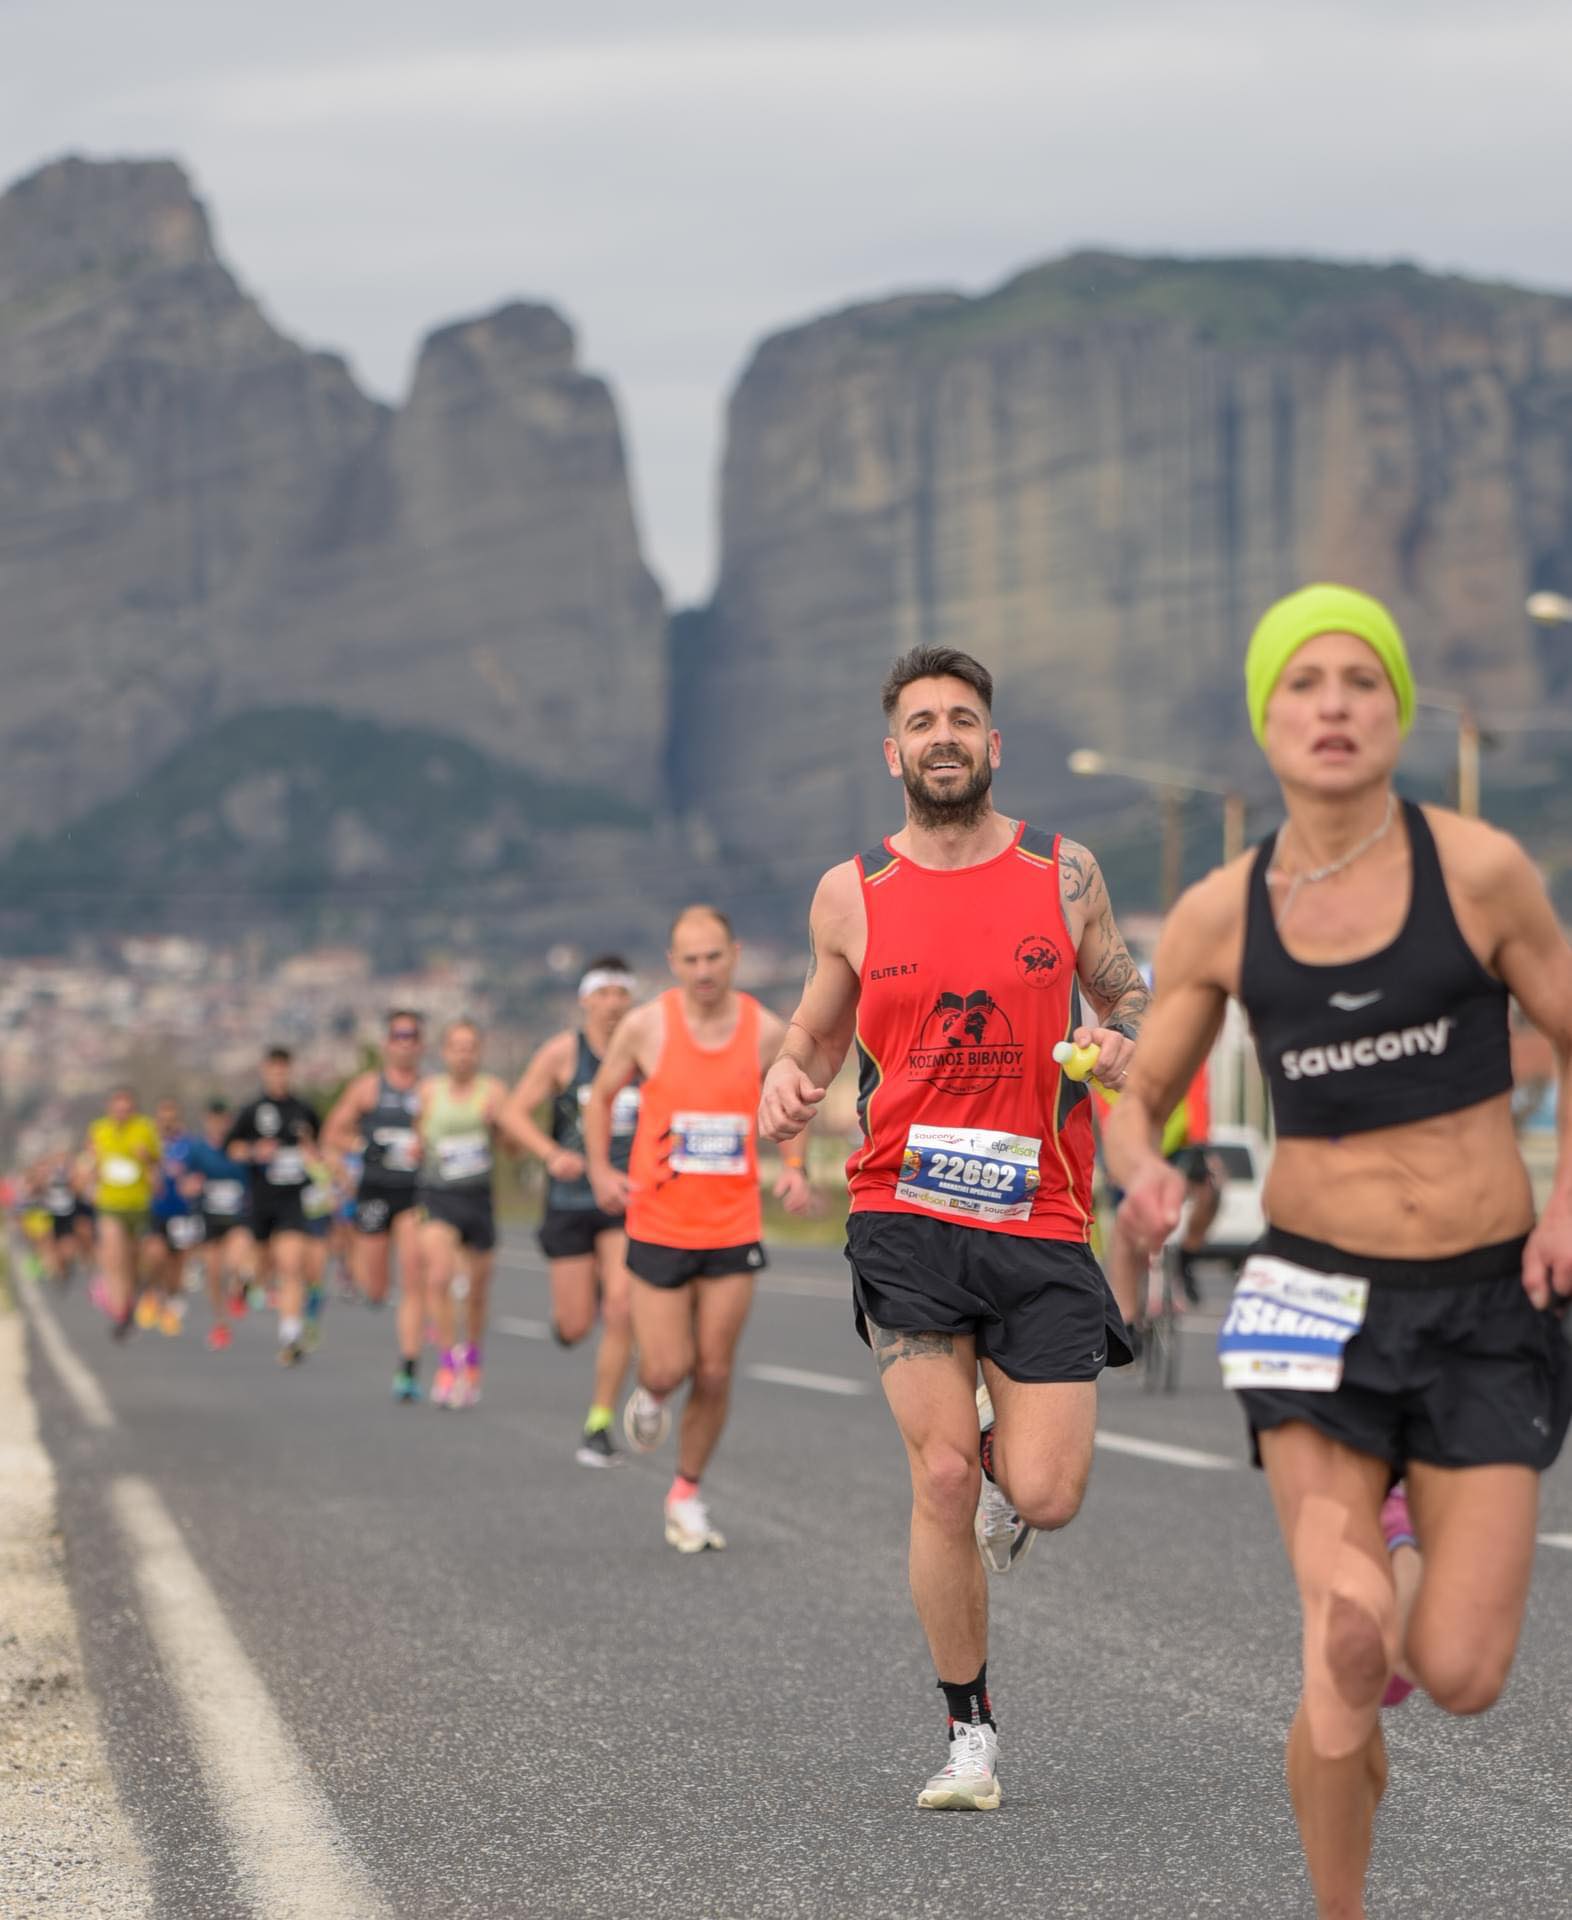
[1068,749,1247,902]
[1526,591,1572,627]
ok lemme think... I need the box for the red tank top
[626,990,763,1250]
[847,823,1095,1241]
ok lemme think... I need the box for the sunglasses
[388,1028,421,1041]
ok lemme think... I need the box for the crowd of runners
[8,586,1572,1920]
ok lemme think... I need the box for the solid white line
[495,1315,551,1341]
[1096,1430,1237,1472]
[1538,1532,1572,1552]
[17,1270,117,1431]
[110,1476,392,1920]
[745,1363,867,1396]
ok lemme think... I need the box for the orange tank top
[625,990,764,1250]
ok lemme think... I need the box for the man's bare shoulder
[812,859,864,928]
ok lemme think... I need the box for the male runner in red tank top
[585,905,814,1553]
[760,646,1149,1810]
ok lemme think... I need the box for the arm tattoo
[804,925,818,989]
[867,1320,956,1376]
[1058,840,1096,904]
[1084,898,1151,1024]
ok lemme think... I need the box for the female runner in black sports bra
[1107,583,1572,1920]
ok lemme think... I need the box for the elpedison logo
[908,990,1025,1096]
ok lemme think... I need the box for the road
[16,1243,1572,1920]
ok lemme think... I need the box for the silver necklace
[1268,791,1396,928]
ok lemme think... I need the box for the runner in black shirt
[227,1047,321,1366]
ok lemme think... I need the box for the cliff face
[689,255,1572,860]
[0,157,665,846]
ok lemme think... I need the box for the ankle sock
[279,1315,303,1346]
[978,1427,997,1484]
[669,1473,700,1504]
[938,1665,994,1730]
[584,1404,613,1436]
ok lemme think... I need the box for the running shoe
[89,1275,112,1317]
[157,1303,184,1338]
[391,1369,422,1404]
[917,1721,1002,1811]
[276,1341,305,1367]
[206,1323,233,1353]
[229,1288,248,1318]
[973,1384,1035,1574]
[300,1320,322,1354]
[462,1361,483,1407]
[1380,1482,1418,1708]
[664,1491,725,1553]
[622,1386,671,1453]
[431,1360,457,1408]
[134,1293,160,1332]
[575,1426,625,1469]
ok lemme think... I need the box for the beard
[901,751,993,831]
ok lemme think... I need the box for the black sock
[399,1354,418,1378]
[938,1666,994,1730]
[978,1427,996,1485]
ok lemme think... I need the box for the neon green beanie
[1245,583,1415,745]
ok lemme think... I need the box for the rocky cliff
[0,156,665,847]
[687,254,1572,861]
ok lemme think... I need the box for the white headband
[579,968,637,1000]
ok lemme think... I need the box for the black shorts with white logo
[155,1213,206,1252]
[539,1207,625,1261]
[626,1239,767,1289]
[354,1183,418,1237]
[845,1210,1134,1384]
[251,1184,309,1243]
[1236,1228,1572,1474]
[419,1188,496,1252]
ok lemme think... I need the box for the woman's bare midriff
[1263,1091,1535,1260]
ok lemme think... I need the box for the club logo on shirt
[1014,934,1064,986]
[908,990,1025,1096]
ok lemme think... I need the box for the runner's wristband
[1106,1020,1139,1043]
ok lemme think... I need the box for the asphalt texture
[20,1244,1572,1920]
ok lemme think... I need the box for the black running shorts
[251,1184,309,1243]
[539,1207,625,1260]
[1236,1228,1572,1474]
[202,1210,251,1244]
[845,1210,1134,1384]
[48,1213,77,1241]
[626,1239,767,1289]
[155,1213,206,1252]
[353,1183,418,1237]
[419,1189,496,1252]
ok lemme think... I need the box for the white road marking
[495,1315,551,1341]
[745,1363,867,1396]
[110,1476,392,1920]
[1095,1430,1238,1472]
[1538,1533,1572,1552]
[17,1270,117,1430]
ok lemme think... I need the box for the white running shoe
[917,1720,1002,1810]
[973,1383,1035,1574]
[622,1386,671,1453]
[664,1492,725,1553]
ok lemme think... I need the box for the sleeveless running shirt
[849,823,1095,1241]
[626,991,762,1250]
[361,1074,421,1188]
[1241,799,1512,1139]
[418,1077,500,1192]
[548,1034,640,1212]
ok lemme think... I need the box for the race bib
[373,1126,420,1174]
[102,1155,141,1189]
[267,1147,307,1186]
[611,1084,642,1138]
[168,1214,205,1251]
[895,1126,1042,1224]
[302,1182,335,1220]
[437,1132,493,1182]
[669,1111,750,1176]
[204,1179,245,1217]
[1218,1256,1370,1393]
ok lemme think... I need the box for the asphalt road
[17,1243,1572,1920]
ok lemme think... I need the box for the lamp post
[1067,749,1247,901]
[1415,687,1480,819]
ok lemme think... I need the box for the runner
[322,1010,425,1360]
[225,1048,323,1367]
[187,1099,255,1351]
[34,1151,83,1285]
[83,1087,162,1339]
[144,1098,202,1336]
[1105,584,1572,1919]
[412,1019,507,1408]
[585,906,814,1551]
[501,955,641,1465]
[758,645,1145,1808]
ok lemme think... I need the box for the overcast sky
[4,1,1569,602]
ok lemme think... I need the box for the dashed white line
[745,1363,867,1396]
[1538,1533,1572,1552]
[495,1315,551,1341]
[111,1475,392,1920]
[1095,1431,1237,1472]
[17,1270,117,1430]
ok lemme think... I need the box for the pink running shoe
[1380,1482,1417,1708]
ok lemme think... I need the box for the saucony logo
[1328,991,1383,1012]
[1282,1019,1453,1081]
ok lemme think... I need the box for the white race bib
[436,1132,493,1182]
[267,1147,306,1186]
[669,1111,750,1176]
[611,1084,642,1138]
[167,1214,205,1250]
[373,1126,420,1174]
[895,1125,1042,1224]
[102,1155,141,1189]
[1218,1256,1370,1393]
[302,1182,335,1220]
[204,1179,245,1217]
